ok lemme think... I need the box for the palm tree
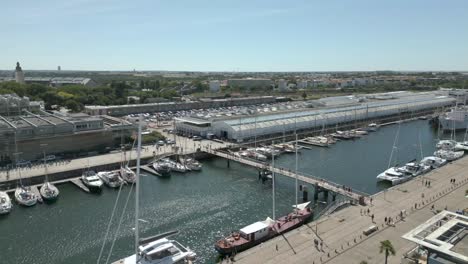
[380,240,396,264]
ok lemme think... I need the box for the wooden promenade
[205,149,368,202]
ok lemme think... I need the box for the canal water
[0,120,464,264]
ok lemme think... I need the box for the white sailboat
[14,185,37,207]
[39,151,59,201]
[0,191,12,214]
[98,171,124,188]
[113,116,196,264]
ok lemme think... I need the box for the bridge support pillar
[332,193,337,202]
[302,186,308,202]
[313,184,319,201]
[323,190,329,200]
[227,159,230,168]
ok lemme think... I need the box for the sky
[1,0,468,72]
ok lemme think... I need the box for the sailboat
[120,136,136,184]
[14,163,37,207]
[81,161,104,192]
[113,116,196,264]
[0,191,12,214]
[39,151,59,201]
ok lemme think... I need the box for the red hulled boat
[215,202,313,255]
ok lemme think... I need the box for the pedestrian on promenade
[367,208,370,215]
[370,197,373,205]
[384,216,387,224]
[371,214,375,223]
[360,209,362,215]
[320,241,323,251]
[428,181,431,187]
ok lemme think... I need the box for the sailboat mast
[272,141,276,220]
[295,133,298,209]
[135,115,142,259]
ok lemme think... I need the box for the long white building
[175,92,456,141]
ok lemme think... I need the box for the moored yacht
[162,158,187,173]
[0,191,12,214]
[181,158,202,171]
[396,161,431,177]
[376,167,412,185]
[152,160,171,177]
[98,171,124,188]
[421,156,447,169]
[438,106,468,131]
[120,166,136,184]
[81,170,104,192]
[434,149,464,161]
[367,123,379,132]
[39,182,59,201]
[14,186,37,206]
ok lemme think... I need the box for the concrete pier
[231,156,468,264]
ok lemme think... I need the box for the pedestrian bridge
[204,148,368,202]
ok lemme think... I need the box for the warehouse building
[174,92,456,142]
[0,111,134,165]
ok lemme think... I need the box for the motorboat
[332,131,353,140]
[434,149,464,161]
[367,123,379,132]
[152,160,171,177]
[81,170,104,192]
[421,156,447,169]
[117,237,196,264]
[120,166,136,184]
[351,129,368,136]
[39,182,59,201]
[302,137,330,147]
[14,186,37,206]
[454,141,468,152]
[376,167,412,185]
[98,171,124,188]
[275,143,296,153]
[0,191,12,214]
[215,202,312,255]
[182,158,202,171]
[396,162,431,177]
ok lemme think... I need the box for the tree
[64,99,82,112]
[379,240,396,264]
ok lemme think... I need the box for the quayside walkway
[229,156,468,264]
[205,148,368,202]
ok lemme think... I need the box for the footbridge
[205,148,369,203]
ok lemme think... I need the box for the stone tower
[15,62,25,84]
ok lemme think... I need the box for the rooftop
[402,210,468,263]
[240,221,270,235]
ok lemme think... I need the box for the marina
[0,119,466,263]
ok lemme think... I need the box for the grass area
[142,131,166,145]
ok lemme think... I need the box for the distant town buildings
[15,62,25,84]
[209,80,220,92]
[0,62,97,87]
[278,79,287,91]
[57,66,61,71]
[227,78,272,89]
[297,80,308,89]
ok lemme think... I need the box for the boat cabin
[239,221,270,242]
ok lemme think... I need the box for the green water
[0,120,463,264]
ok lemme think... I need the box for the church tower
[15,62,25,84]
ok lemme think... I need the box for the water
[0,120,464,264]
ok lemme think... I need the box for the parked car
[157,140,165,146]
[192,136,202,141]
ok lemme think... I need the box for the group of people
[424,180,431,187]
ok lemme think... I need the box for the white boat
[120,166,136,184]
[421,156,447,169]
[118,238,196,264]
[0,191,12,214]
[439,107,468,131]
[434,150,464,161]
[81,170,104,192]
[162,158,187,173]
[376,167,412,185]
[39,182,59,201]
[39,152,59,201]
[14,186,37,206]
[98,171,124,188]
[182,158,202,171]
[152,160,172,177]
[436,140,457,150]
[367,123,379,132]
[396,162,431,177]
[454,141,468,152]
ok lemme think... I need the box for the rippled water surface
[0,120,463,264]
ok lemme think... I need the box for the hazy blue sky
[1,0,467,71]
